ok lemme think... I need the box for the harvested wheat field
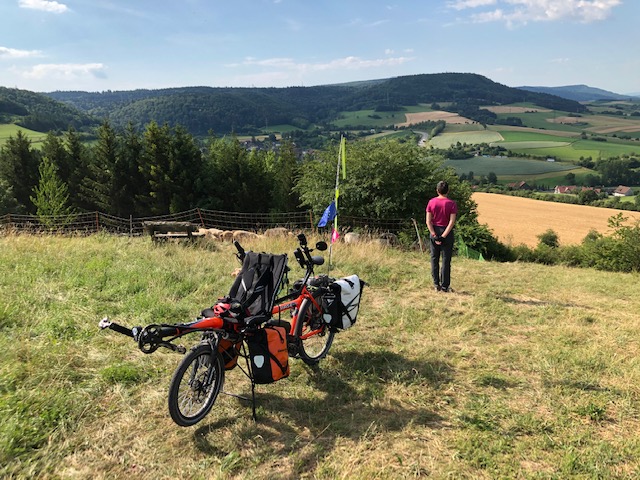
[473,192,640,247]
[396,110,472,127]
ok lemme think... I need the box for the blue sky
[0,0,637,94]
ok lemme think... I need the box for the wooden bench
[142,221,202,242]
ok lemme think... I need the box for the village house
[554,185,578,194]
[554,186,603,195]
[506,181,532,191]
[613,185,634,197]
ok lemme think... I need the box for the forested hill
[43,73,586,136]
[0,86,96,132]
[517,84,637,102]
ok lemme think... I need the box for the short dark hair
[436,181,449,195]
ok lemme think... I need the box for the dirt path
[473,192,640,247]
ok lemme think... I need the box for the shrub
[537,229,559,249]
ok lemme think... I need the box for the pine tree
[64,127,91,211]
[30,156,73,225]
[0,130,40,213]
[168,125,206,213]
[140,121,172,215]
[80,121,117,213]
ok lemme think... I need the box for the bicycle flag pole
[317,135,346,268]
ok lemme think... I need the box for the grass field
[473,192,640,247]
[2,234,640,479]
[444,156,577,176]
[331,108,415,129]
[0,124,47,148]
[427,130,504,148]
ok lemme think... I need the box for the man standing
[426,181,458,292]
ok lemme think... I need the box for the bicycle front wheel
[168,343,225,427]
[295,297,335,365]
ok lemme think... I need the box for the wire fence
[0,208,413,237]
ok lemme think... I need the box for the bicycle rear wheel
[295,297,335,365]
[168,343,224,427]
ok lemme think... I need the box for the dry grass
[473,192,640,247]
[2,235,640,478]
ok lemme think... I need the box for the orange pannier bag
[247,325,289,384]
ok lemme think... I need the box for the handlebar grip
[297,233,307,246]
[233,240,246,260]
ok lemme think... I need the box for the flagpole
[329,136,343,269]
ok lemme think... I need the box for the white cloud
[0,46,42,59]
[232,55,414,73]
[448,0,497,10]
[18,0,68,14]
[19,63,107,80]
[448,0,621,25]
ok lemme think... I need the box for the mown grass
[0,124,47,149]
[2,234,640,479]
[444,156,575,176]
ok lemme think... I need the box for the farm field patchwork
[473,192,640,247]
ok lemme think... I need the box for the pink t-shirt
[426,196,458,227]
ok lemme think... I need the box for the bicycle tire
[168,343,225,427]
[295,297,335,365]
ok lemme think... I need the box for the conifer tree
[80,121,118,213]
[30,155,73,223]
[0,130,40,213]
[64,127,91,211]
[140,121,172,215]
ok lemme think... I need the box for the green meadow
[0,124,47,149]
[444,156,577,176]
[2,234,640,479]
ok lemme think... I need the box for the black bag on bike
[323,275,365,330]
[247,325,290,384]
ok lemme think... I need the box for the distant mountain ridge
[517,84,639,102]
[3,73,590,136]
[43,73,586,136]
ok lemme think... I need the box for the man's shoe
[434,285,441,292]
[440,287,449,293]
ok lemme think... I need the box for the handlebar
[233,240,246,262]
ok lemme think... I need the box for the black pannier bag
[247,325,290,384]
[322,275,365,330]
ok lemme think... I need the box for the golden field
[473,192,640,247]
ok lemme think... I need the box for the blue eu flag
[317,201,337,227]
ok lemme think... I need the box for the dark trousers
[430,226,454,289]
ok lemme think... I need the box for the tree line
[1,123,486,252]
[0,122,300,218]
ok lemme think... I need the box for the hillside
[0,86,97,132]
[44,73,586,136]
[517,84,637,102]
[2,234,640,478]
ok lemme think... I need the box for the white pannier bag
[322,274,365,330]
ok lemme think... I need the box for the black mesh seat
[202,251,288,327]
[225,251,288,321]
